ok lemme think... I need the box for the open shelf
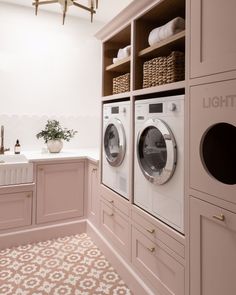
[133,80,185,97]
[102,91,131,102]
[138,30,185,59]
[105,56,131,73]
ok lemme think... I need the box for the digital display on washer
[111,106,119,114]
[149,103,163,113]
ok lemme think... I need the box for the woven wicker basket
[113,73,130,94]
[143,51,184,88]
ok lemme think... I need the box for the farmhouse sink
[0,154,33,186]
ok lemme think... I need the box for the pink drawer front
[100,200,130,259]
[100,184,130,217]
[0,191,32,231]
[132,209,185,259]
[132,226,185,295]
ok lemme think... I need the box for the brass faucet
[0,125,10,154]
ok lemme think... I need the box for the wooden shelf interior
[134,0,186,90]
[105,56,130,73]
[103,25,131,96]
[135,0,186,53]
[138,30,185,60]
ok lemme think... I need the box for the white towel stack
[148,17,185,46]
[113,45,131,64]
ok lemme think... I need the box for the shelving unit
[103,25,131,96]
[100,0,186,97]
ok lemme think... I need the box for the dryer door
[104,118,126,167]
[137,118,177,184]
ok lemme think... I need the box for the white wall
[0,2,104,151]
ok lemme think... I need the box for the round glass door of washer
[137,118,177,184]
[104,118,126,167]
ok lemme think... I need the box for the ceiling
[1,0,134,23]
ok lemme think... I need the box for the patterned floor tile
[0,233,132,295]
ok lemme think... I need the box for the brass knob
[213,214,225,222]
[92,168,97,172]
[108,199,114,203]
[108,213,114,217]
[147,247,155,253]
[27,194,31,198]
[146,228,155,234]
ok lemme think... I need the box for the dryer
[102,101,130,199]
[190,80,236,203]
[134,95,184,233]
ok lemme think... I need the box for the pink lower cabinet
[100,200,130,259]
[0,191,32,230]
[190,196,236,295]
[132,226,185,295]
[87,162,99,225]
[36,161,85,224]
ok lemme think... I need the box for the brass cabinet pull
[146,228,155,234]
[92,168,97,172]
[27,194,31,198]
[147,247,155,253]
[108,199,114,203]
[108,212,114,217]
[213,214,225,222]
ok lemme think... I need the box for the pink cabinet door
[100,200,130,259]
[87,162,99,224]
[190,196,236,295]
[36,162,84,224]
[190,0,236,78]
[0,191,32,230]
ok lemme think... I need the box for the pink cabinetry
[0,191,32,230]
[36,161,84,224]
[190,0,236,78]
[190,196,236,295]
[100,199,130,259]
[87,162,99,225]
[131,209,185,295]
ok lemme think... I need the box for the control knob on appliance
[122,107,126,114]
[168,102,177,112]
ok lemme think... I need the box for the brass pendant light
[32,0,98,25]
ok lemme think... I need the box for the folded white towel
[113,45,131,63]
[113,57,119,64]
[148,17,185,46]
[117,45,131,59]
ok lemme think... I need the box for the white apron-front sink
[0,154,33,186]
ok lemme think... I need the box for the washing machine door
[137,118,177,184]
[104,118,126,167]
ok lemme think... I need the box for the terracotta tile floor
[0,233,132,295]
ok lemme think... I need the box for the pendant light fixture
[32,0,98,25]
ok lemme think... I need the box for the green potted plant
[36,120,77,153]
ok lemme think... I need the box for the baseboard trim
[86,220,155,295]
[0,219,86,249]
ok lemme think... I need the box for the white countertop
[6,149,100,163]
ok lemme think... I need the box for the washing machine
[102,101,130,199]
[134,95,184,233]
[190,80,236,203]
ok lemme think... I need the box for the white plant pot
[47,140,63,153]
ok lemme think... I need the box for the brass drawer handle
[213,214,225,222]
[146,228,155,234]
[147,247,155,253]
[92,168,97,172]
[108,199,114,203]
[108,213,114,217]
[27,194,31,198]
